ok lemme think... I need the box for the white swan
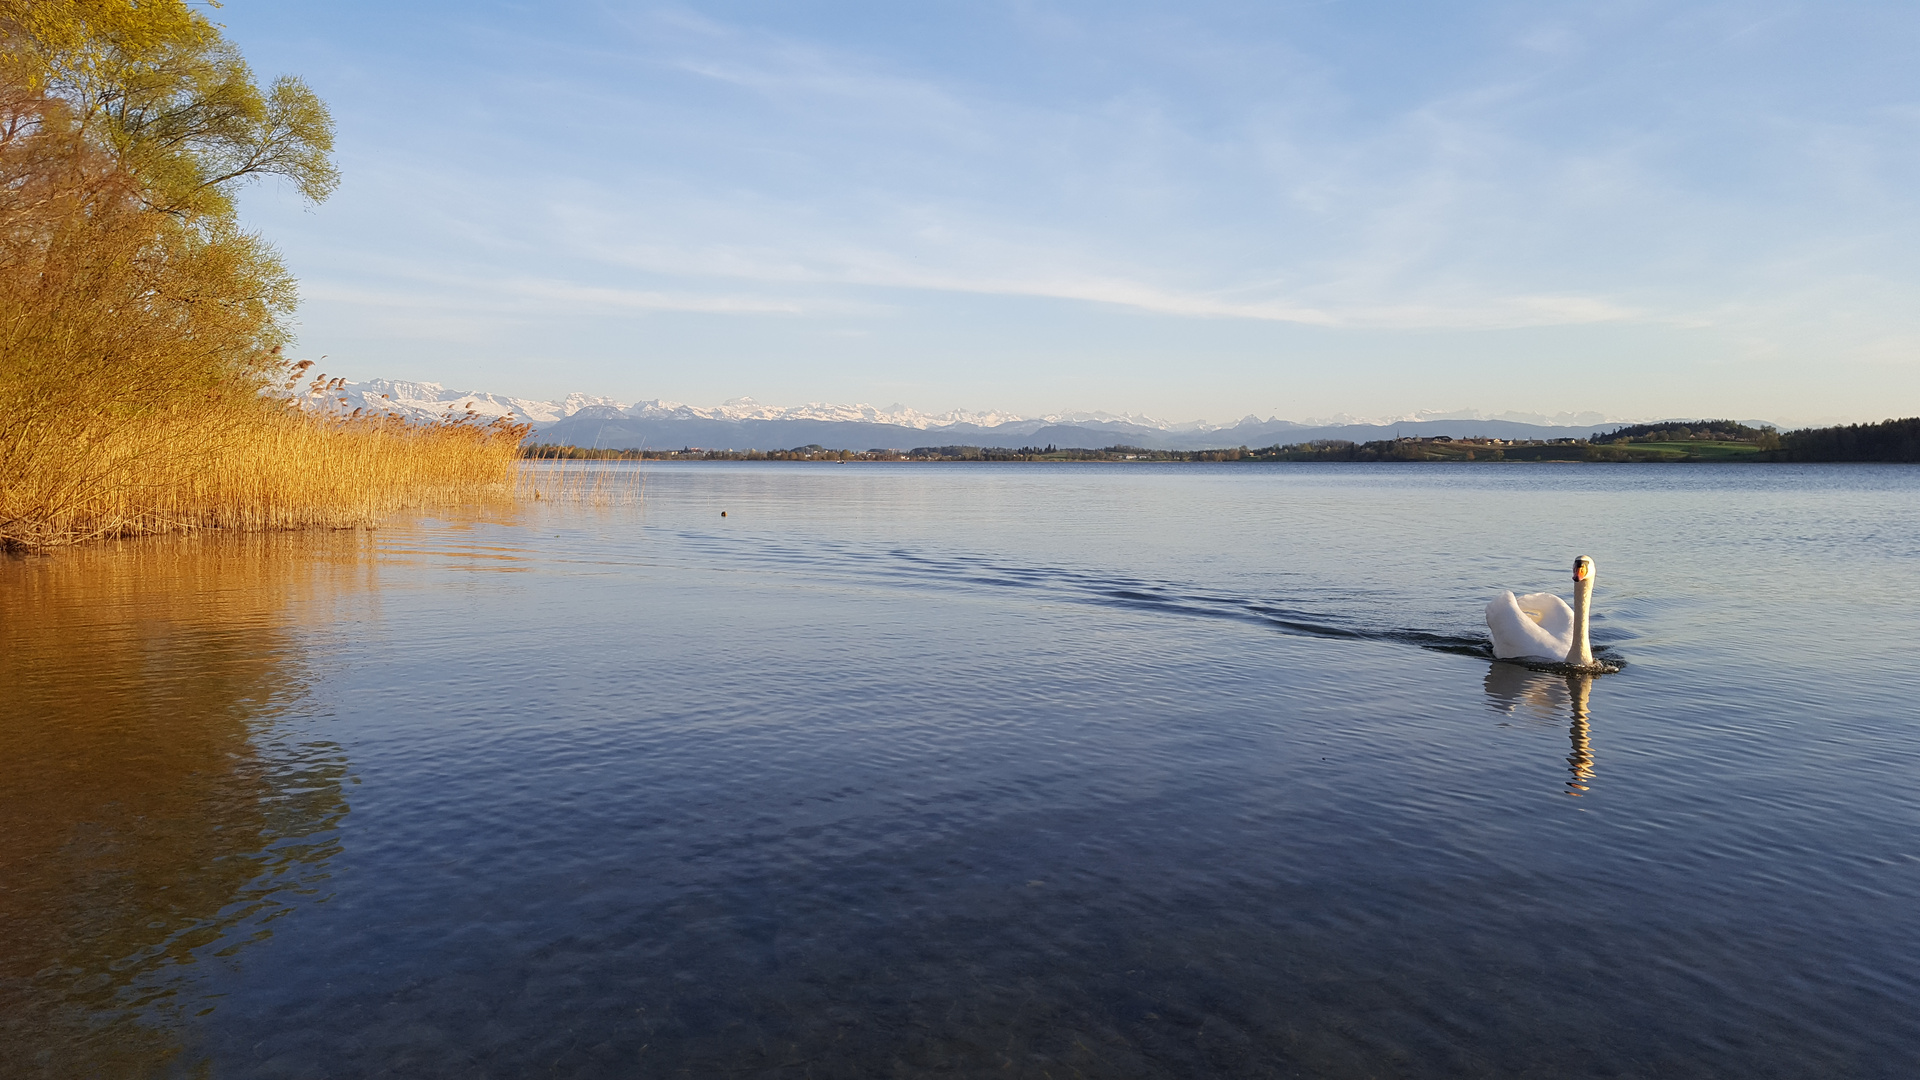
[1486,555,1597,668]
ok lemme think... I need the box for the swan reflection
[1483,663,1599,796]
[1566,675,1594,795]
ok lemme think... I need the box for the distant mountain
[321,379,1692,451]
[327,381,1042,431]
[536,412,1619,452]
[324,379,621,427]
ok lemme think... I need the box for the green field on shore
[1615,441,1769,460]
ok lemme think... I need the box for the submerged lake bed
[4,463,1918,1077]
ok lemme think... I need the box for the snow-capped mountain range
[321,379,1624,437]
[320,379,622,427]
[324,379,1241,431]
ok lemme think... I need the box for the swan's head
[1573,555,1595,583]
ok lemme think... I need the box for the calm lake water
[3,462,1918,1078]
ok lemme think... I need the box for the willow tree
[3,0,336,214]
[1,0,338,543]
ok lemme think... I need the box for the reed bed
[0,401,528,552]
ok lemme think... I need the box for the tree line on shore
[1761,417,1920,462]
[522,415,1920,464]
[1,1,524,551]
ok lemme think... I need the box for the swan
[1486,555,1597,668]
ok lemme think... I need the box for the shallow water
[3,462,1917,1077]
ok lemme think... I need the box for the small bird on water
[720,511,727,517]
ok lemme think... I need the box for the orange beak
[1574,564,1589,581]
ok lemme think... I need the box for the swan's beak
[1573,562,1589,581]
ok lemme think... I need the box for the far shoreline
[522,452,1914,465]
[509,416,1916,464]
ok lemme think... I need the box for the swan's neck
[1565,574,1594,667]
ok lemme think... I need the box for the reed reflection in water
[1483,663,1599,796]
[0,533,363,1077]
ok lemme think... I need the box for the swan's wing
[1486,591,1569,660]
[1513,592,1574,649]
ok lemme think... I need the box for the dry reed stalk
[513,458,647,506]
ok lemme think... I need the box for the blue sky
[223,1,1920,425]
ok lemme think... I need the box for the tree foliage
[2,0,336,217]
[1591,420,1777,446]
[1777,417,1920,462]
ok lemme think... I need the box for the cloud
[428,7,1683,332]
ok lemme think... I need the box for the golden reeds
[0,397,528,551]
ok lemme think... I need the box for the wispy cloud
[437,8,1681,331]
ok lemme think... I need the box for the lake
[3,462,1917,1078]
